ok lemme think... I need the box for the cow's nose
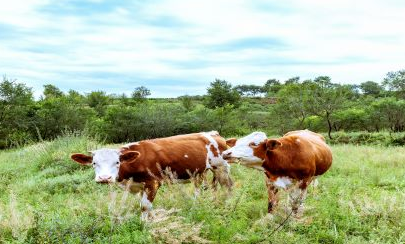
[97,175,112,183]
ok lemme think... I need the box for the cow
[70,131,233,219]
[223,130,332,216]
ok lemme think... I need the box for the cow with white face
[71,131,233,220]
[223,130,332,216]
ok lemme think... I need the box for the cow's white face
[222,132,267,166]
[91,149,121,183]
[71,149,121,183]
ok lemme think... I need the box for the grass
[0,134,405,243]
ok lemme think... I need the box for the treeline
[0,69,404,148]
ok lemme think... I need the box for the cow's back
[264,131,332,179]
[120,132,227,180]
[286,132,332,176]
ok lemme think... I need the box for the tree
[263,79,282,95]
[36,96,96,139]
[86,91,110,116]
[369,97,405,132]
[204,79,241,109]
[360,81,383,96]
[383,69,405,98]
[179,95,195,112]
[234,84,263,97]
[43,84,64,99]
[284,76,300,85]
[306,77,354,139]
[273,83,312,131]
[0,76,35,147]
[132,86,151,103]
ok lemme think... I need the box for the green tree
[272,83,312,132]
[332,107,367,131]
[204,79,241,109]
[43,84,64,99]
[36,96,96,139]
[383,69,405,98]
[132,86,151,103]
[360,81,383,96]
[86,91,110,116]
[234,84,263,97]
[263,79,282,95]
[179,95,195,112]
[0,77,35,147]
[284,76,300,85]
[370,97,405,132]
[306,77,354,139]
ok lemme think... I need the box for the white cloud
[0,0,404,97]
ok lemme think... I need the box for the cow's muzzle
[96,175,113,184]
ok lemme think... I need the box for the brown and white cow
[71,131,232,219]
[223,130,332,216]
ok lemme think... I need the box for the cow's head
[71,149,140,183]
[222,132,267,168]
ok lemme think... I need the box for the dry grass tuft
[148,208,211,244]
[0,191,34,241]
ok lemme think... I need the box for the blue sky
[1,0,404,98]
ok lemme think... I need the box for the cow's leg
[265,177,279,213]
[211,166,219,190]
[140,180,160,221]
[212,165,233,191]
[289,179,311,217]
[193,173,206,197]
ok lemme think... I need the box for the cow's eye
[92,162,96,166]
[249,142,256,147]
[116,161,120,165]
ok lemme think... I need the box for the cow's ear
[119,151,141,163]
[266,139,282,151]
[226,138,237,148]
[71,153,93,165]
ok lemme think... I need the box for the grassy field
[0,134,405,243]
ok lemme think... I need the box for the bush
[326,131,405,146]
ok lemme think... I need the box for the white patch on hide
[273,177,293,189]
[201,131,228,169]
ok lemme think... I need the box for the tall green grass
[1,134,404,243]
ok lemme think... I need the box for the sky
[1,0,404,98]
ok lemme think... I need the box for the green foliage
[86,91,110,116]
[2,68,405,149]
[383,69,405,98]
[327,131,405,146]
[43,84,64,99]
[360,81,383,97]
[179,95,195,112]
[332,107,367,131]
[234,84,263,97]
[0,76,35,148]
[370,97,405,132]
[271,83,312,133]
[132,86,151,103]
[36,96,96,140]
[204,79,241,108]
[94,104,185,143]
[284,76,300,85]
[263,78,282,95]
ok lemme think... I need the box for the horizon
[1,0,404,98]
